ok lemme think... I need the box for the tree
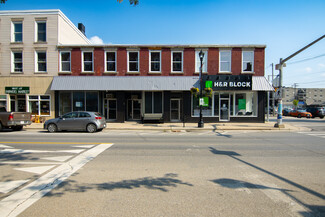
[117,0,139,6]
[1,0,7,3]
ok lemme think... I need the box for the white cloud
[89,36,104,45]
[318,63,325,68]
[305,67,312,73]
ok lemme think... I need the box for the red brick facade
[67,46,265,77]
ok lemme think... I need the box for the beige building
[0,10,90,119]
[282,87,325,108]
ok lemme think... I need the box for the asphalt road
[0,120,324,217]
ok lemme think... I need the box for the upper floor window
[105,51,116,72]
[242,51,254,72]
[36,51,47,72]
[128,51,139,72]
[219,50,231,73]
[12,22,23,42]
[36,21,46,42]
[60,51,71,72]
[172,51,183,72]
[150,50,161,72]
[12,51,23,73]
[195,50,208,73]
[82,51,93,72]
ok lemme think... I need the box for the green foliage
[293,100,299,107]
[117,0,139,6]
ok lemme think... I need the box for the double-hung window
[36,21,46,42]
[105,51,116,72]
[60,51,71,72]
[36,51,47,72]
[219,50,231,73]
[195,50,208,73]
[128,51,139,72]
[172,51,183,72]
[150,50,161,72]
[82,51,93,72]
[12,51,23,73]
[13,22,23,42]
[242,51,254,73]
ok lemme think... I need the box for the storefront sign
[5,87,30,94]
[199,97,209,107]
[203,75,252,91]
[238,99,246,110]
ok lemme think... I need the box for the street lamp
[198,50,204,128]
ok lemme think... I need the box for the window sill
[34,41,47,44]
[58,71,72,75]
[10,42,23,45]
[34,72,48,74]
[81,71,95,74]
[104,71,118,74]
[127,71,140,74]
[241,71,255,74]
[10,72,23,74]
[148,71,162,74]
[218,71,232,74]
[170,71,184,75]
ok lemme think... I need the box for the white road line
[41,156,73,162]
[0,145,13,149]
[0,161,63,165]
[0,143,113,217]
[0,180,30,194]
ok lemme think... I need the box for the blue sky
[1,0,325,88]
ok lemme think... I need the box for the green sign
[205,80,213,88]
[5,87,30,94]
[200,97,209,107]
[238,99,246,110]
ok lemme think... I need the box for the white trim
[171,51,183,73]
[149,50,161,73]
[127,50,139,73]
[27,94,51,117]
[242,50,254,74]
[104,51,117,73]
[219,50,231,73]
[11,21,23,43]
[35,20,47,43]
[35,50,47,73]
[81,51,94,73]
[11,50,23,73]
[59,51,71,73]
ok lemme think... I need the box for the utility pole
[271,63,275,116]
[274,34,325,128]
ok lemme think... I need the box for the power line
[287,53,325,65]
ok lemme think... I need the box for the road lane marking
[1,161,63,165]
[0,149,85,154]
[41,156,73,162]
[14,165,56,175]
[0,180,30,194]
[0,143,113,217]
[0,145,13,149]
[0,142,101,144]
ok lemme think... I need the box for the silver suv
[44,111,106,133]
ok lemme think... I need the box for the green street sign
[5,87,30,94]
[205,81,213,88]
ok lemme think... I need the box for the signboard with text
[203,75,252,91]
[5,87,30,94]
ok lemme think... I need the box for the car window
[79,112,91,118]
[62,112,78,118]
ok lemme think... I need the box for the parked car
[306,107,324,119]
[44,111,106,133]
[289,109,312,118]
[0,107,32,131]
[282,108,292,116]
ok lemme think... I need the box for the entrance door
[171,99,180,121]
[105,99,117,121]
[220,99,230,121]
[127,99,141,120]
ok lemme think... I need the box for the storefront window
[28,95,50,116]
[192,95,212,117]
[234,92,257,116]
[213,94,219,116]
[145,92,162,114]
[0,95,7,110]
[60,92,72,115]
[73,92,85,111]
[86,92,98,112]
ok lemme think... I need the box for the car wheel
[86,124,97,133]
[298,114,301,118]
[321,116,324,119]
[47,123,57,133]
[0,122,3,131]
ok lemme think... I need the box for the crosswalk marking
[298,131,325,139]
[0,180,30,194]
[14,165,56,175]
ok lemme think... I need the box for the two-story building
[50,44,273,123]
[0,10,89,119]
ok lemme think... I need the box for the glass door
[105,99,117,121]
[171,99,180,121]
[127,99,141,120]
[220,99,230,121]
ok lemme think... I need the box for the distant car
[44,111,106,133]
[306,107,324,119]
[289,109,312,118]
[282,108,292,116]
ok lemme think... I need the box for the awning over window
[51,76,273,91]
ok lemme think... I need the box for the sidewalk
[25,119,308,132]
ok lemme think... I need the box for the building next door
[104,99,117,121]
[220,94,230,121]
[171,99,181,122]
[127,99,141,120]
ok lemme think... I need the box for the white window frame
[127,51,139,73]
[35,20,47,42]
[35,51,47,73]
[171,51,183,73]
[12,21,23,42]
[219,50,231,73]
[82,51,94,72]
[149,50,161,73]
[105,51,117,73]
[11,51,23,73]
[59,51,71,72]
[28,95,51,116]
[242,50,254,73]
[195,49,208,74]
